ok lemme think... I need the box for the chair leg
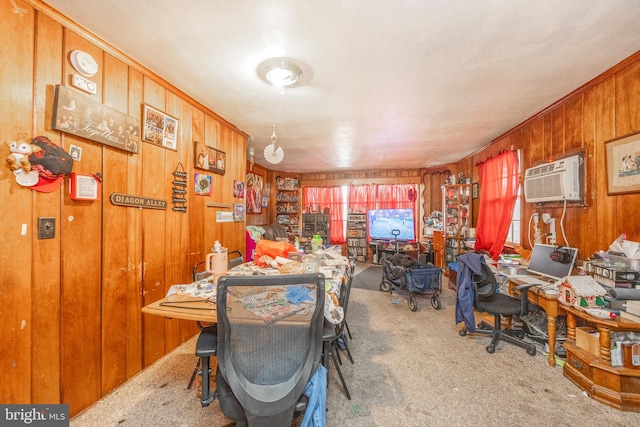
[330,348,351,400]
[199,357,216,407]
[345,321,353,340]
[187,358,200,390]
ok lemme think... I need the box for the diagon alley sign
[110,193,167,209]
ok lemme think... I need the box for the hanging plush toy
[6,140,41,172]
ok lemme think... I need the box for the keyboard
[507,275,554,286]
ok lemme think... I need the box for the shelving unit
[347,213,367,262]
[275,176,300,236]
[442,184,472,272]
[301,213,330,245]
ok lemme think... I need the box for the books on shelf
[625,300,640,316]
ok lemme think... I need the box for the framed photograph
[246,172,263,214]
[233,180,245,198]
[194,141,225,174]
[472,183,479,199]
[52,85,139,153]
[605,131,640,195]
[234,203,245,222]
[142,104,179,150]
[69,172,100,200]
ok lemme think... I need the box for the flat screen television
[367,208,416,242]
[526,243,578,280]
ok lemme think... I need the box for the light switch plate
[38,217,55,239]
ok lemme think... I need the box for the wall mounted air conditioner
[524,154,582,203]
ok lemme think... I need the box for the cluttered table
[142,247,351,325]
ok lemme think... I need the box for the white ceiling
[44,0,640,173]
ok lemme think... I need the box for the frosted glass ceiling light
[258,58,303,93]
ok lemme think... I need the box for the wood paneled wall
[1,3,247,416]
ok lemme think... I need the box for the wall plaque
[110,193,167,209]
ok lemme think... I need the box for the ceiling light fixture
[258,58,303,94]
[263,125,284,165]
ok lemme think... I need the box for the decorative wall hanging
[194,172,212,196]
[246,171,263,214]
[234,203,246,222]
[194,141,225,174]
[605,131,640,195]
[69,172,101,200]
[172,163,187,212]
[234,180,245,198]
[52,85,139,153]
[142,104,179,151]
[110,193,167,209]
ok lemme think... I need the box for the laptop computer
[509,243,578,285]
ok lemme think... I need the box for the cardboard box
[576,326,600,357]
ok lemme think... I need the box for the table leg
[547,314,557,367]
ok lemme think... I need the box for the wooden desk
[142,293,217,323]
[508,279,566,367]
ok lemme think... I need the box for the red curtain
[303,186,345,244]
[474,150,519,260]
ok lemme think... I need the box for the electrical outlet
[38,217,56,239]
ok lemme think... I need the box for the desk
[508,279,566,367]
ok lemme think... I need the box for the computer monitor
[526,243,578,280]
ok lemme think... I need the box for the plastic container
[311,234,323,253]
[303,254,319,274]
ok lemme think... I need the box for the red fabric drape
[303,186,345,244]
[474,150,520,260]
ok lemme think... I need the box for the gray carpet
[71,263,640,426]
[352,264,383,291]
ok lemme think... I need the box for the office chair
[227,250,244,269]
[459,258,539,356]
[203,273,325,426]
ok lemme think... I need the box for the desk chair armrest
[513,283,538,315]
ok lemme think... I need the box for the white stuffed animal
[6,140,41,172]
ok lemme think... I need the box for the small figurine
[6,140,41,172]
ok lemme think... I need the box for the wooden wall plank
[0,2,35,405]
[101,52,130,395]
[60,30,104,416]
[126,69,144,379]
[31,10,63,404]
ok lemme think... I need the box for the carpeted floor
[71,263,640,426]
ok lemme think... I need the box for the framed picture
[233,203,245,222]
[246,172,263,214]
[605,131,640,195]
[142,104,179,150]
[52,85,139,153]
[233,180,245,198]
[194,173,212,196]
[194,141,225,174]
[472,183,479,199]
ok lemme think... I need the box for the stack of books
[620,300,640,324]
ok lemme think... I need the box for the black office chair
[201,273,325,426]
[227,250,244,269]
[459,259,539,356]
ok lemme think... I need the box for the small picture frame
[194,141,225,174]
[472,183,479,199]
[142,104,179,151]
[69,172,100,200]
[605,131,640,195]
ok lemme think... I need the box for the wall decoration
[52,85,139,153]
[216,211,234,223]
[472,183,479,199]
[605,131,640,195]
[194,172,212,196]
[69,144,82,161]
[142,104,179,150]
[234,180,245,198]
[246,171,263,214]
[194,141,225,174]
[109,193,167,209]
[172,163,187,212]
[234,203,245,222]
[262,196,269,209]
[69,172,101,200]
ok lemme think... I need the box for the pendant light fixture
[263,125,284,165]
